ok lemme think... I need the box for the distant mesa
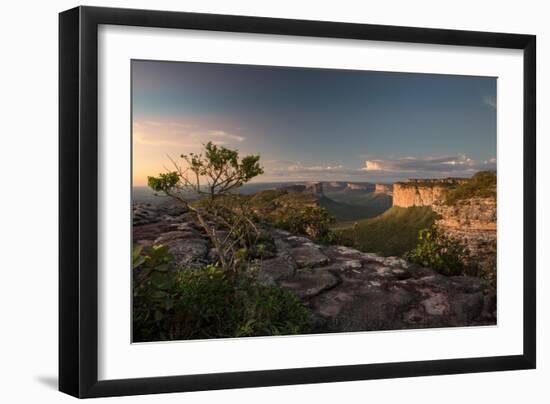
[321,181,374,192]
[404,178,469,186]
[281,181,376,197]
[280,184,308,193]
[325,181,347,190]
[374,183,393,195]
[392,178,467,208]
[346,182,372,191]
[281,182,324,195]
[307,182,324,196]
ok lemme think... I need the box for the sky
[132,60,497,186]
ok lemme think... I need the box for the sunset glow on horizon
[132,60,497,187]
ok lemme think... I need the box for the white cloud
[364,161,383,171]
[363,154,481,173]
[262,160,361,181]
[483,95,497,109]
[133,119,245,148]
[255,154,496,183]
[261,154,495,183]
[208,130,245,143]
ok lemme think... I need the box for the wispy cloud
[265,160,347,173]
[262,160,361,180]
[208,130,245,143]
[133,119,245,148]
[483,95,497,109]
[363,154,476,173]
[362,154,496,177]
[260,154,496,182]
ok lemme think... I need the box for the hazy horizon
[132,173,486,188]
[132,60,497,186]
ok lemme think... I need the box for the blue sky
[132,60,496,185]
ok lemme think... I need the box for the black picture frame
[59,5,536,398]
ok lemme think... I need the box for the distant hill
[333,206,438,257]
[133,186,173,205]
[134,181,390,222]
[322,181,375,192]
[323,190,392,219]
[238,181,375,194]
[212,187,375,224]
[263,181,390,222]
[317,196,365,222]
[317,194,389,222]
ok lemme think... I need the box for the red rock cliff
[392,178,467,207]
[432,197,497,279]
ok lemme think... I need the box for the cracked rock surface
[134,203,497,333]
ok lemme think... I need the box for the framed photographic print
[59,6,536,398]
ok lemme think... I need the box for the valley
[133,171,497,339]
[134,172,497,276]
[134,180,393,222]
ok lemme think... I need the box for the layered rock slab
[133,203,496,333]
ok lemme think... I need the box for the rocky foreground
[134,203,496,333]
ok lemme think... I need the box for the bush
[273,205,335,243]
[192,190,335,243]
[445,171,496,205]
[133,244,312,341]
[405,225,470,276]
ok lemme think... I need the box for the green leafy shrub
[133,244,311,342]
[192,189,335,243]
[132,244,180,341]
[405,225,470,276]
[477,240,497,285]
[273,205,335,243]
[445,171,496,205]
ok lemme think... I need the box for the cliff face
[392,176,497,280]
[306,182,324,196]
[432,197,496,279]
[392,179,466,207]
[374,183,393,195]
[393,183,447,207]
[133,203,496,332]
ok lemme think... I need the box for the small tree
[148,142,264,280]
[405,225,469,276]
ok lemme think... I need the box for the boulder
[164,239,210,268]
[132,202,497,333]
[257,254,296,285]
[279,268,339,299]
[289,246,330,268]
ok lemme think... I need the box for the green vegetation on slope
[319,196,374,222]
[194,189,334,242]
[196,188,392,240]
[321,192,392,221]
[333,206,438,257]
[246,188,387,223]
[445,171,496,205]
